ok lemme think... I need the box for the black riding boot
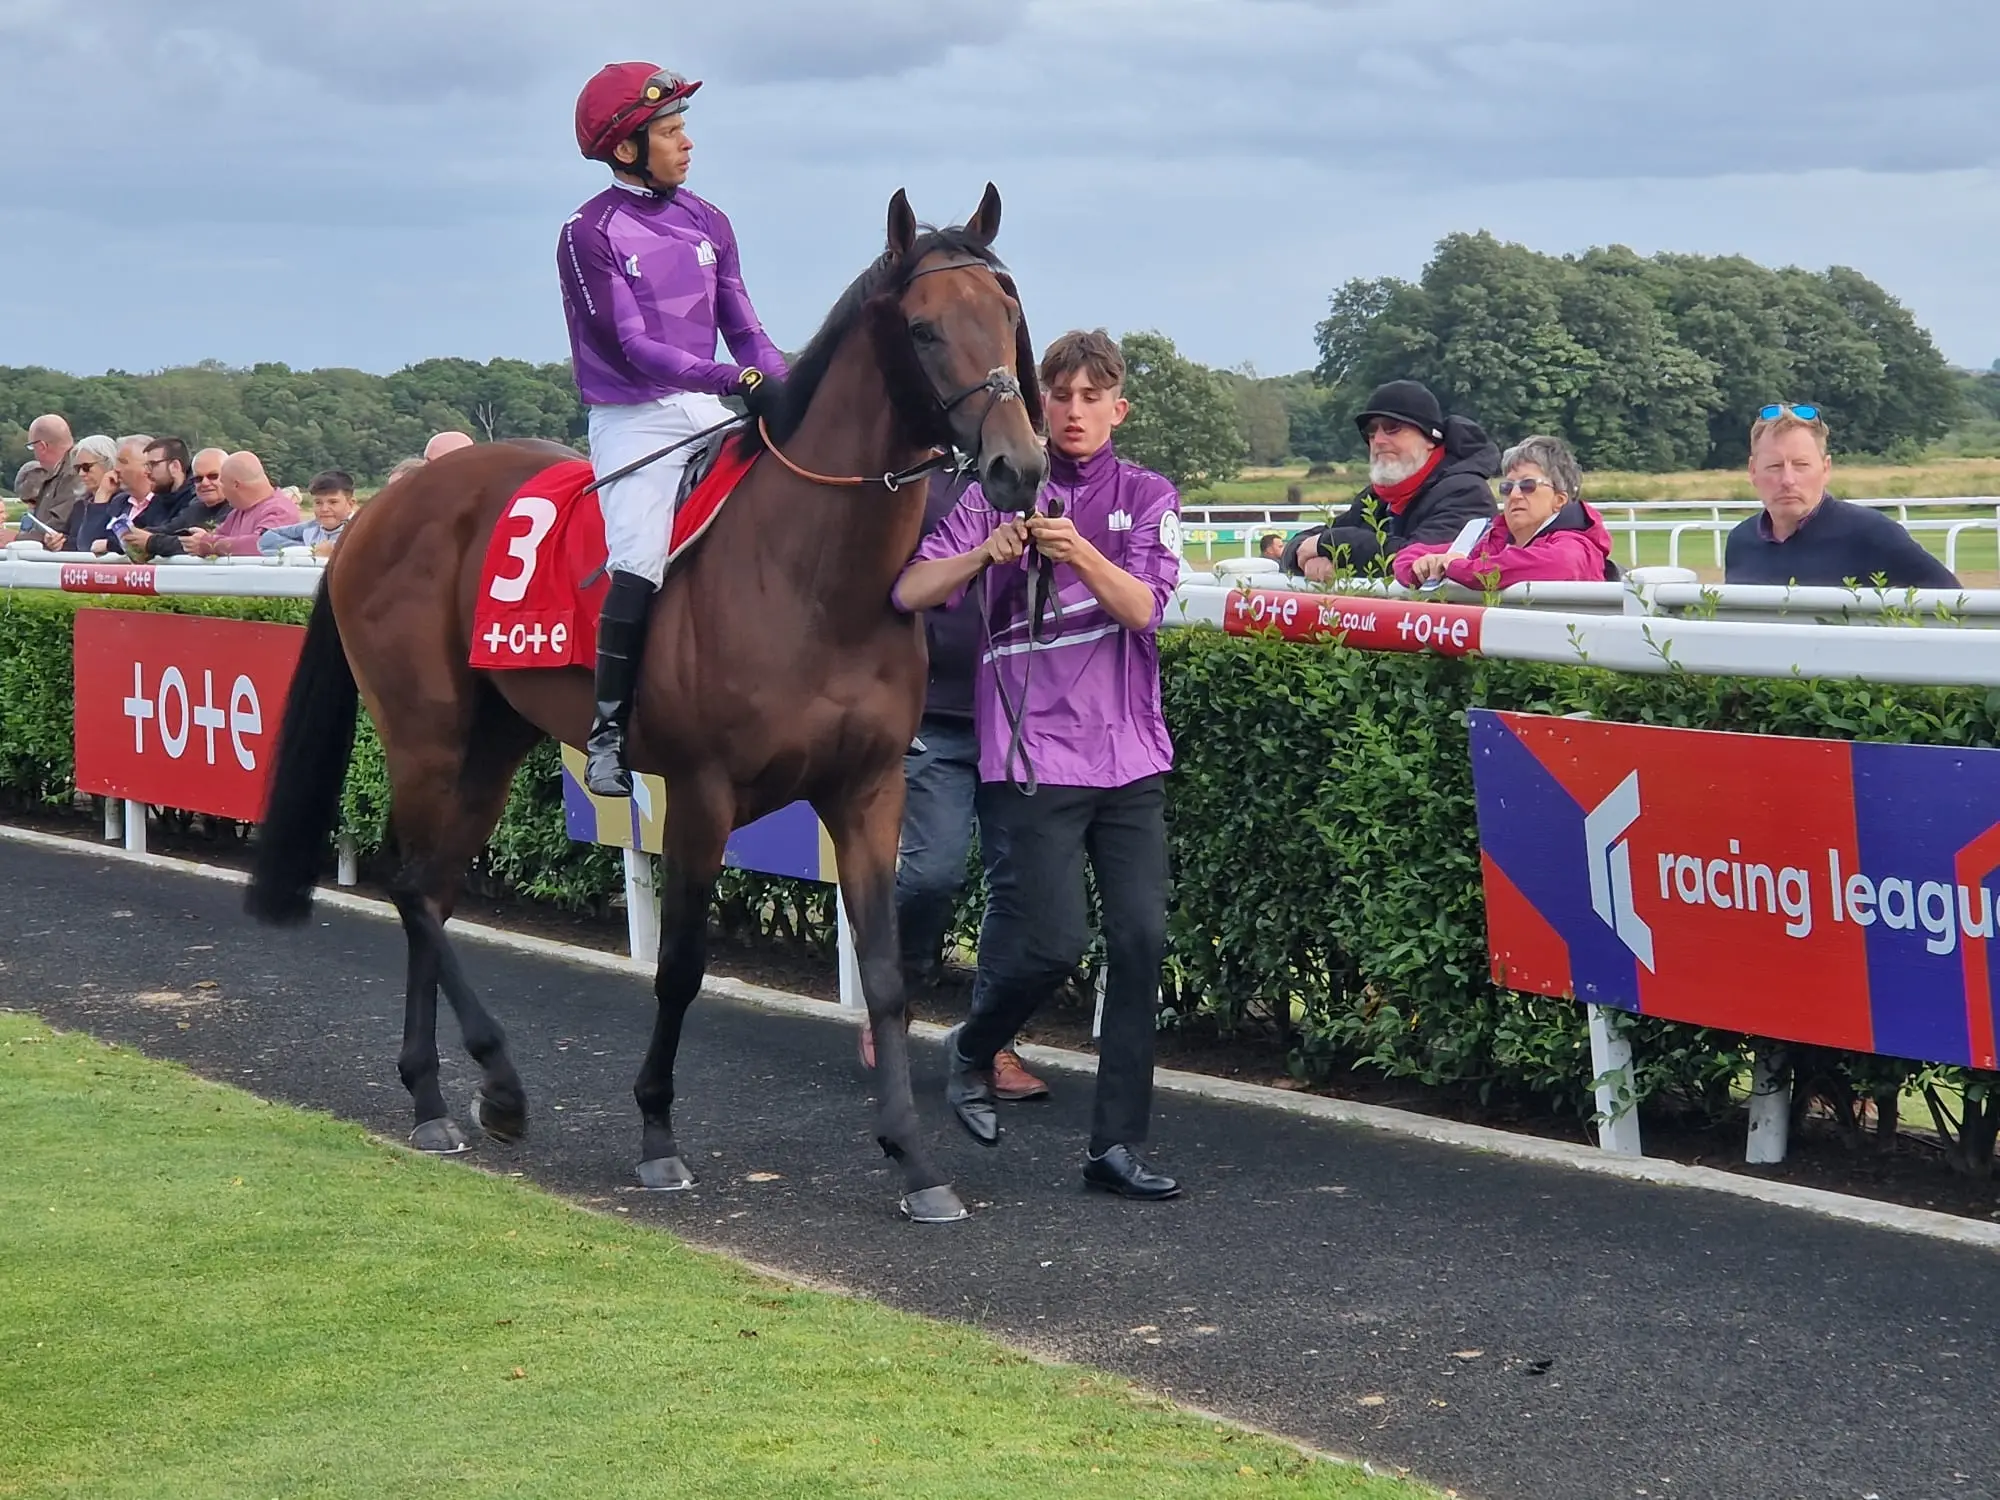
[583,570,657,797]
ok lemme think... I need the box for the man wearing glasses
[12,414,88,542]
[1724,404,1958,589]
[124,442,227,559]
[1280,380,1499,580]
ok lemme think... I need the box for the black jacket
[143,482,224,558]
[1282,415,1500,575]
[917,472,979,722]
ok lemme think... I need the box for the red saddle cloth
[469,443,756,670]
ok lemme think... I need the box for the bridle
[757,257,1027,491]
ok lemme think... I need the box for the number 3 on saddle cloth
[468,434,758,670]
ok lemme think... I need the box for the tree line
[1,233,1979,497]
[0,358,585,491]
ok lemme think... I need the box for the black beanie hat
[1354,380,1445,443]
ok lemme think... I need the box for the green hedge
[4,592,1995,1170]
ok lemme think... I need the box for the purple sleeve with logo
[1118,472,1183,630]
[559,210,744,397]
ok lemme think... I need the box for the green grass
[0,1013,1438,1500]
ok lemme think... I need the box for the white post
[1092,969,1107,1041]
[123,799,146,855]
[1745,1047,1792,1164]
[336,833,358,888]
[622,847,659,963]
[1587,1004,1643,1155]
[102,796,121,842]
[835,890,865,1012]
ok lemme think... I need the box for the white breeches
[588,392,735,588]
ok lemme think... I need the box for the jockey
[559,61,789,796]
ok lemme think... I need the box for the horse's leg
[820,769,966,1224]
[391,687,538,1149]
[633,778,728,1190]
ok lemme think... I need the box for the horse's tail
[245,583,359,926]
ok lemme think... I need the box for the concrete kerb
[5,820,1998,1255]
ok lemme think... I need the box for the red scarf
[1372,446,1444,515]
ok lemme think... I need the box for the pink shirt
[210,494,305,555]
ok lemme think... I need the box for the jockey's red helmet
[575,62,702,162]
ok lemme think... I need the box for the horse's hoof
[899,1185,968,1224]
[471,1091,527,1144]
[410,1118,470,1155]
[636,1156,698,1191]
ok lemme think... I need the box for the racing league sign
[1470,709,2000,1069]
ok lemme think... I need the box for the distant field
[1191,458,2000,508]
[1182,462,2000,581]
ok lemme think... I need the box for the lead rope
[986,492,1064,795]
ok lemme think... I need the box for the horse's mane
[752,226,1005,449]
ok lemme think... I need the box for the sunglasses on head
[1498,477,1562,498]
[1758,403,1821,422]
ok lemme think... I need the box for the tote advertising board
[1469,710,2000,1069]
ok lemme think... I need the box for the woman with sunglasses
[1392,434,1615,591]
[34,434,120,552]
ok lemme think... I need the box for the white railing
[0,546,326,599]
[1170,576,2000,686]
[1197,564,2000,628]
[1184,497,2000,571]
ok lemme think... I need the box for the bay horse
[245,186,1046,1223]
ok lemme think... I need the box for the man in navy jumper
[1723,405,1959,589]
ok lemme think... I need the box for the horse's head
[879,184,1047,513]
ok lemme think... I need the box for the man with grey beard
[1282,380,1498,580]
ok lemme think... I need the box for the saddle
[468,429,758,671]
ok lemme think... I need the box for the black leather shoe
[943,1024,998,1146]
[1083,1144,1181,1200]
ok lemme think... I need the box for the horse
[245,185,1047,1224]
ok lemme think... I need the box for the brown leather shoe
[991,1048,1050,1101]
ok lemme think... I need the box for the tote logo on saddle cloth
[1469,710,2000,1069]
[469,451,756,671]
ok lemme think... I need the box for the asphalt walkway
[5,838,1995,1500]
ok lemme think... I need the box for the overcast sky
[4,0,1997,379]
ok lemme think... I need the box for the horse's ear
[886,189,917,257]
[996,272,1043,433]
[964,182,1002,249]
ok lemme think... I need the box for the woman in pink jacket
[1392,434,1615,590]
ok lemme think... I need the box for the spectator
[260,470,356,556]
[424,431,475,460]
[1282,380,1498,579]
[13,414,89,541]
[1724,404,1959,588]
[1393,434,1616,590]
[385,456,426,483]
[48,435,122,553]
[124,441,226,558]
[855,467,1050,1104]
[1257,532,1285,563]
[107,434,157,534]
[184,451,301,557]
